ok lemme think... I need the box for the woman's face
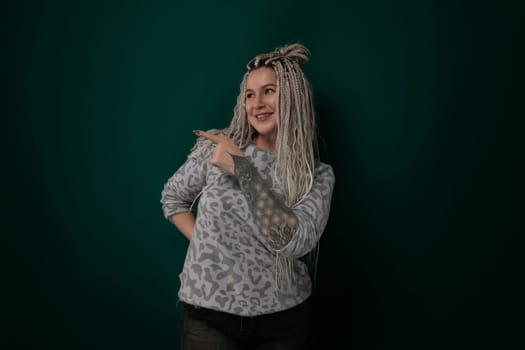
[245,67,278,139]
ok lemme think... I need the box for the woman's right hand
[193,130,244,174]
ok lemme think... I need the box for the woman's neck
[252,134,277,154]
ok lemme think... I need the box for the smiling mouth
[255,112,273,120]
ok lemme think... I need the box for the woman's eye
[246,93,254,99]
[265,88,274,94]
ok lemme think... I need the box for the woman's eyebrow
[247,83,276,90]
[245,83,277,92]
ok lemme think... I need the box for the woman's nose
[254,96,265,107]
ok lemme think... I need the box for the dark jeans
[180,298,312,350]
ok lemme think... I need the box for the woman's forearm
[169,212,195,240]
[231,155,298,250]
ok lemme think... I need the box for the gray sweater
[161,142,335,316]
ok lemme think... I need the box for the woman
[161,43,335,349]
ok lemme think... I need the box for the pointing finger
[193,130,222,144]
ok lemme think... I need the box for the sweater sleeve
[280,162,335,257]
[232,155,335,257]
[160,144,211,220]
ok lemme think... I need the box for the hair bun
[247,43,310,69]
[275,43,310,65]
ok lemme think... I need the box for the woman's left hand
[194,130,244,174]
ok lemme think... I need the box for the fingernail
[193,130,200,135]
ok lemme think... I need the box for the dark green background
[6,0,523,349]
